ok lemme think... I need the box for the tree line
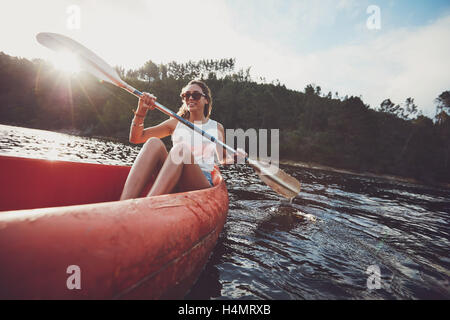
[0,51,449,184]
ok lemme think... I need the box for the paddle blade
[247,159,301,199]
[36,32,123,86]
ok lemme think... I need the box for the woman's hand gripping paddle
[36,32,301,200]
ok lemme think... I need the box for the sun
[50,51,81,75]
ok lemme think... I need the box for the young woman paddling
[120,80,244,199]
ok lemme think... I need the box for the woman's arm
[129,93,177,144]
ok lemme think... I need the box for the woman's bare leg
[120,138,168,200]
[147,143,211,197]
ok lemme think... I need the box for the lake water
[1,124,449,299]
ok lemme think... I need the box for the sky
[1,0,449,117]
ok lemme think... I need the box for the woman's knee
[142,137,167,154]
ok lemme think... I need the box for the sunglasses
[180,91,206,101]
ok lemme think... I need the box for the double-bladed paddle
[36,32,301,199]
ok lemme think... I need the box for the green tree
[1,51,449,183]
[435,90,450,124]
[139,60,160,83]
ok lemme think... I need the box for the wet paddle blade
[247,159,301,199]
[36,32,124,86]
[37,33,302,200]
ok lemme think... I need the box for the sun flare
[51,51,81,75]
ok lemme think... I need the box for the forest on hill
[0,52,449,184]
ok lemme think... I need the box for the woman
[120,80,243,199]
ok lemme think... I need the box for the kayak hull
[0,155,228,299]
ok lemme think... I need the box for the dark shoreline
[2,123,449,189]
[280,159,450,189]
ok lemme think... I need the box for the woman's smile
[188,100,199,108]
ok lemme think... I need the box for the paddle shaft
[36,32,301,199]
[120,82,302,196]
[84,57,305,196]
[138,91,239,157]
[107,71,302,197]
[87,60,303,196]
[85,57,240,158]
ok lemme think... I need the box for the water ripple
[1,124,449,300]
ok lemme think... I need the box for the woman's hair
[177,80,213,119]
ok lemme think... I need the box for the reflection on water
[1,124,449,299]
[0,125,140,166]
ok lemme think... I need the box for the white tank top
[171,119,219,172]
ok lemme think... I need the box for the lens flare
[51,51,81,75]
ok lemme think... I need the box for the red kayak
[0,155,228,299]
